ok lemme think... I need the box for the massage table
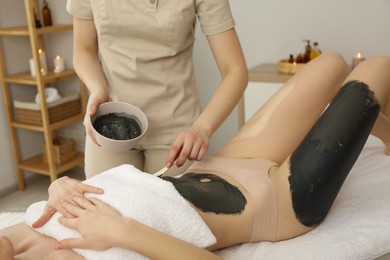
[1,135,390,259]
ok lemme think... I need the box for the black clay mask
[93,112,142,140]
[163,173,247,215]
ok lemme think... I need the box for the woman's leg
[0,236,13,260]
[215,52,351,164]
[0,223,84,259]
[270,56,390,240]
[84,135,144,178]
[356,56,390,153]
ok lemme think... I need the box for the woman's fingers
[87,197,104,207]
[31,205,57,228]
[61,199,86,217]
[166,130,209,167]
[56,238,88,250]
[58,216,77,230]
[166,136,183,168]
[80,183,104,195]
[68,195,95,211]
[86,121,100,146]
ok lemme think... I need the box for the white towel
[25,164,216,260]
[35,87,62,104]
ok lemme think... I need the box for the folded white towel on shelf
[35,87,62,104]
[25,164,216,260]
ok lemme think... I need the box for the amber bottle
[310,42,322,60]
[288,54,295,63]
[42,0,52,26]
[303,40,312,63]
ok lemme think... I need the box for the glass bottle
[34,7,42,28]
[42,0,53,26]
[288,54,295,63]
[303,40,312,63]
[310,42,322,60]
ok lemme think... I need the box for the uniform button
[149,0,156,4]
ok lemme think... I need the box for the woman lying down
[1,53,390,260]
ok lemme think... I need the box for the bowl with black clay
[90,102,148,152]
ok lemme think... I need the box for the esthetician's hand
[56,195,126,251]
[32,176,104,228]
[85,89,112,146]
[166,126,210,168]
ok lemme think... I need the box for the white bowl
[90,102,148,152]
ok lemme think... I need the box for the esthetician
[66,0,248,177]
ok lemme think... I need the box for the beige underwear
[188,156,278,242]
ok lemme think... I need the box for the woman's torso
[162,156,279,249]
[89,0,201,146]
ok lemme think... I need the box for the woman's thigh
[215,53,350,164]
[0,223,83,259]
[269,78,381,241]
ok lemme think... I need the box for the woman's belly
[163,168,255,249]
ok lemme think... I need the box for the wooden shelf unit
[0,0,87,190]
[0,24,73,36]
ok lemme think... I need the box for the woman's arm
[72,17,111,145]
[56,195,221,260]
[167,28,248,167]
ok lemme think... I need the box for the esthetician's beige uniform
[66,0,235,177]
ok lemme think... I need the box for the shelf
[248,63,293,83]
[4,69,77,85]
[0,24,73,36]
[18,152,84,176]
[11,113,84,132]
[0,1,87,190]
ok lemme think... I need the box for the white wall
[1,0,390,192]
[194,0,390,154]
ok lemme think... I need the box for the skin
[0,236,13,260]
[2,54,390,259]
[72,17,248,169]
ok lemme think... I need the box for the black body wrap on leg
[289,81,380,227]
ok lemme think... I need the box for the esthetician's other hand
[32,177,104,228]
[166,125,210,168]
[56,195,126,251]
[85,89,112,146]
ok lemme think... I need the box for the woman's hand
[85,90,111,146]
[55,195,127,251]
[56,196,221,259]
[166,126,210,168]
[32,177,104,228]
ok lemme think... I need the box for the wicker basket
[278,59,306,74]
[42,137,77,165]
[14,92,81,126]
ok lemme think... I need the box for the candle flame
[38,49,43,54]
[356,52,362,58]
[56,55,61,60]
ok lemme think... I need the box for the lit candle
[53,55,65,74]
[352,52,365,69]
[38,48,48,76]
